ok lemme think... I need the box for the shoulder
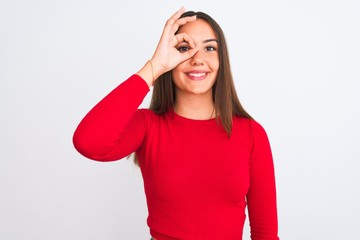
[250,119,268,136]
[232,116,265,132]
[249,119,272,152]
[232,116,270,142]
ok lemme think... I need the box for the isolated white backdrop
[1,0,359,239]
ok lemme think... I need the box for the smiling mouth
[186,72,209,81]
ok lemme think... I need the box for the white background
[1,0,359,239]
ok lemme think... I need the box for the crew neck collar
[169,109,217,123]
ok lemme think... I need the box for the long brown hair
[133,11,252,165]
[150,11,252,135]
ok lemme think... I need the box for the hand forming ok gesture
[137,7,200,87]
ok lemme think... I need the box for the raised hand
[137,7,199,87]
[151,7,199,74]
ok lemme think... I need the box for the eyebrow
[179,38,218,44]
[203,39,218,43]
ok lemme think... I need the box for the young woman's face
[172,19,219,96]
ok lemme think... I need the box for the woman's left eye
[205,46,217,51]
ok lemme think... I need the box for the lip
[185,70,209,81]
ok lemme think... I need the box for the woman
[73,7,280,240]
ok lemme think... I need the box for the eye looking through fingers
[176,41,218,53]
[177,45,190,53]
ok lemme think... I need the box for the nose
[190,50,204,66]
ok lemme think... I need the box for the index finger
[167,7,186,25]
[171,16,197,35]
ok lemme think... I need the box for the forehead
[177,19,217,40]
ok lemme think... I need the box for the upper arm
[246,120,279,240]
[73,109,147,161]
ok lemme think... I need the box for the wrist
[149,57,166,80]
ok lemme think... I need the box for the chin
[187,87,213,95]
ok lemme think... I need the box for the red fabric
[73,74,280,240]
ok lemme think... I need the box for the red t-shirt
[73,75,279,240]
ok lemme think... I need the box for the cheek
[205,52,219,70]
[208,58,219,72]
[172,62,187,78]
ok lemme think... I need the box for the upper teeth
[189,73,206,77]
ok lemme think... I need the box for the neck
[174,92,215,120]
